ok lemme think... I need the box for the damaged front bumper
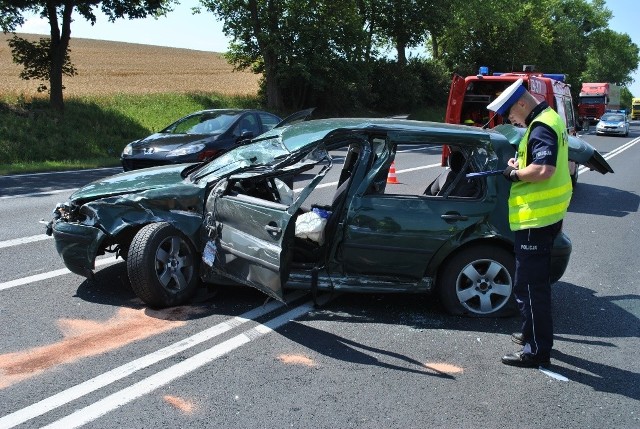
[51,220,106,278]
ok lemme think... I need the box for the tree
[0,0,175,112]
[199,0,371,111]
[375,0,429,66]
[432,0,622,95]
[8,34,77,94]
[581,29,639,86]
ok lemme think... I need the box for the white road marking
[1,167,121,179]
[293,162,441,193]
[0,234,52,249]
[0,257,119,292]
[577,136,639,174]
[38,294,331,429]
[0,189,76,200]
[539,367,569,381]
[0,291,308,429]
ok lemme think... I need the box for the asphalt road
[0,124,638,429]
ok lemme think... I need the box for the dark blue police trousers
[513,220,563,359]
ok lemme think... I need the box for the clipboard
[466,170,504,178]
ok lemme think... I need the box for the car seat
[294,143,361,264]
[425,150,480,197]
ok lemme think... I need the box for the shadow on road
[569,182,639,217]
[74,261,638,400]
[74,260,276,321]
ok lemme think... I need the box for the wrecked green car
[47,119,612,316]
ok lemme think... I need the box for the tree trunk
[430,34,440,60]
[247,0,283,111]
[47,0,73,112]
[49,43,65,112]
[263,50,284,111]
[396,40,406,66]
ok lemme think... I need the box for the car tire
[437,245,517,317]
[127,222,200,308]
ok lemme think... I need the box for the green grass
[0,93,446,175]
[0,92,266,175]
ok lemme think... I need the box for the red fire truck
[444,65,580,183]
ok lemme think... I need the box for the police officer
[487,78,572,368]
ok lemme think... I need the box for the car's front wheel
[127,222,200,308]
[437,245,517,317]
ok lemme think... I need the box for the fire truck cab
[444,65,580,183]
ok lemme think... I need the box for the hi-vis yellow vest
[508,108,572,231]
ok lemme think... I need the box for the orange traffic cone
[387,161,399,184]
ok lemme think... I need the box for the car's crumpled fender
[86,193,204,240]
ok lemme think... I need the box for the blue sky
[18,0,640,97]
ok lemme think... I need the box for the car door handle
[264,224,282,234]
[441,213,468,222]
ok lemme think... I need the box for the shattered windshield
[190,137,289,181]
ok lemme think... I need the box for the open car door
[274,108,315,129]
[202,145,331,301]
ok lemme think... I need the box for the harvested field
[0,33,260,97]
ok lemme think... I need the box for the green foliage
[8,35,77,93]
[368,58,449,114]
[620,86,633,110]
[430,0,638,103]
[0,92,264,171]
[581,29,640,87]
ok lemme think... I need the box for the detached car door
[203,147,331,301]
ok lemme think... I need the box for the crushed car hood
[69,164,197,203]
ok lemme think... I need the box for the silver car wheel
[155,235,194,291]
[438,245,517,317]
[455,258,513,315]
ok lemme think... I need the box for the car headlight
[168,143,206,157]
[617,122,625,128]
[122,142,134,156]
[596,123,604,129]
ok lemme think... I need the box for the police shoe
[511,332,524,345]
[501,351,550,368]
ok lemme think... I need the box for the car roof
[261,117,496,151]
